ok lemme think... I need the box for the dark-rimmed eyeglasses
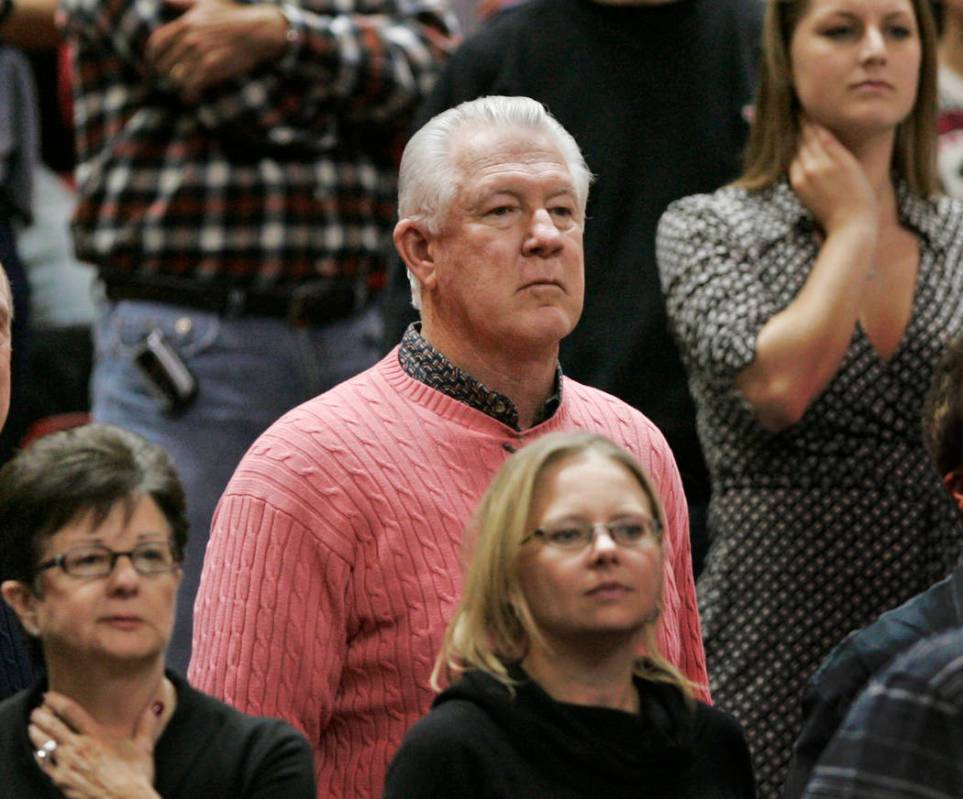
[521,518,662,551]
[35,541,181,579]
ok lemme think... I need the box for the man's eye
[551,206,573,217]
[488,206,515,217]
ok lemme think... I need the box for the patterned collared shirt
[802,626,963,799]
[398,323,562,431]
[59,0,457,287]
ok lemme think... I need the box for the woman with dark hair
[384,432,755,798]
[657,0,963,794]
[0,424,315,798]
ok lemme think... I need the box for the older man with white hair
[189,96,707,799]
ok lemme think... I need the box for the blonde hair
[738,0,940,195]
[432,431,695,699]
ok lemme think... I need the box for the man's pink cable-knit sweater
[189,350,708,799]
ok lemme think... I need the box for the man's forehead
[454,125,569,172]
[452,126,575,199]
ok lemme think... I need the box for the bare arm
[735,123,878,432]
[0,0,60,50]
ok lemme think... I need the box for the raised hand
[789,121,878,237]
[146,0,288,103]
[27,692,164,799]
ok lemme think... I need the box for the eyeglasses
[521,518,662,551]
[35,541,181,579]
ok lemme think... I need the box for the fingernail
[152,701,164,716]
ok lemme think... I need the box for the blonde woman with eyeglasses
[384,432,755,799]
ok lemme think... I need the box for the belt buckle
[287,284,310,327]
[287,281,333,327]
[287,280,365,327]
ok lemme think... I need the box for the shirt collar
[748,177,954,256]
[398,323,562,431]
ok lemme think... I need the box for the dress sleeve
[188,487,355,768]
[656,194,777,383]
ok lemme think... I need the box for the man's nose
[522,208,563,256]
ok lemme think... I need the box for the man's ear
[1,580,40,636]
[944,470,963,513]
[394,219,438,295]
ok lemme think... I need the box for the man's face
[424,126,585,356]
[0,270,10,430]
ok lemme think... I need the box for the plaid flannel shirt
[802,627,963,799]
[59,0,457,287]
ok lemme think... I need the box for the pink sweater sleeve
[656,442,710,702]
[189,488,352,756]
[632,420,710,703]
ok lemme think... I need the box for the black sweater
[384,669,756,798]
[0,670,315,799]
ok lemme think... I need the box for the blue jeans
[91,298,382,672]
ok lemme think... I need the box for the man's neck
[420,322,558,430]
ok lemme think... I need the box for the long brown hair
[738,0,940,194]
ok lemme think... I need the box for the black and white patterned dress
[657,180,963,797]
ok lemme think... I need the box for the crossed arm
[61,0,456,144]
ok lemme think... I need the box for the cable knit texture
[189,349,707,799]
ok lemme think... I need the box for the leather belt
[105,278,369,327]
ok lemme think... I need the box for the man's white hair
[397,96,592,310]
[0,262,11,335]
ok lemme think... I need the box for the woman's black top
[384,667,756,798]
[0,670,315,798]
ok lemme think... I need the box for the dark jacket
[0,670,316,798]
[0,603,32,702]
[785,557,963,797]
[384,667,756,798]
